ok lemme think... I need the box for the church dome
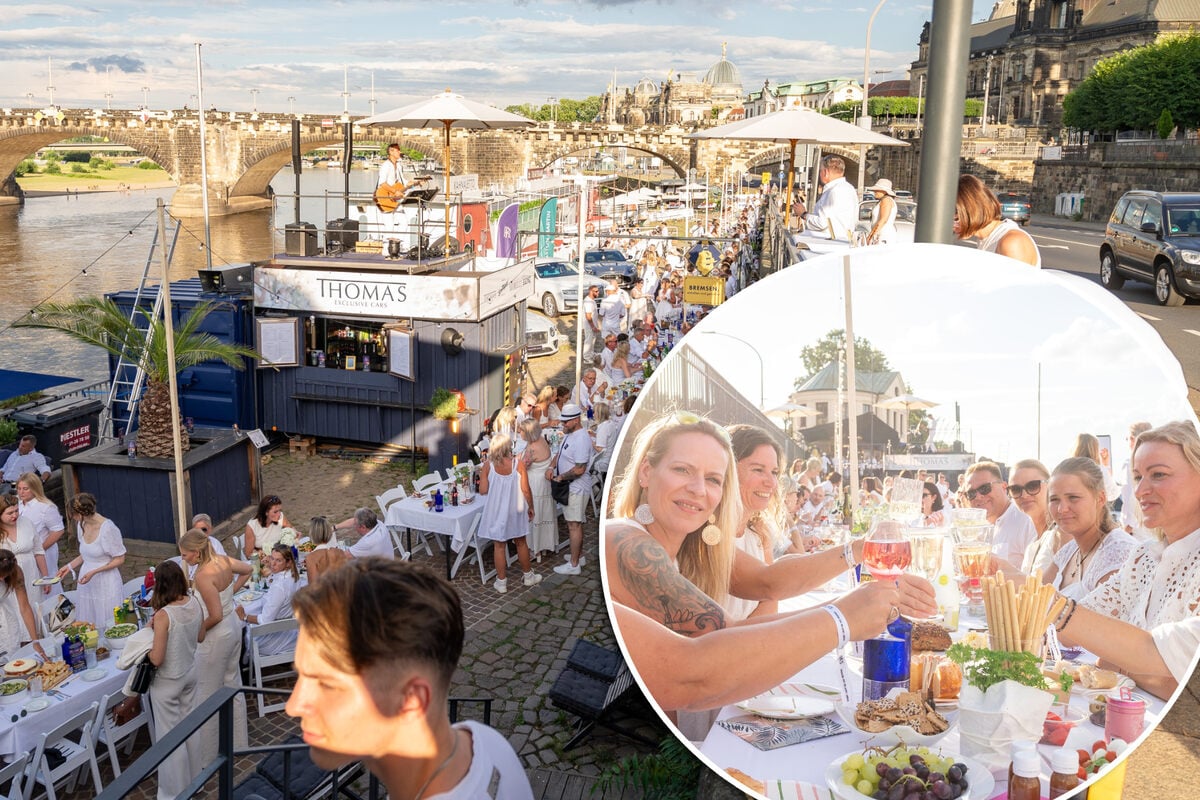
[704,47,741,87]
[634,77,658,96]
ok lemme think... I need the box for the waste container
[13,397,103,467]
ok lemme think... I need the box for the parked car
[583,249,637,287]
[855,199,918,243]
[533,259,607,317]
[1099,190,1200,306]
[998,192,1031,226]
[524,311,563,358]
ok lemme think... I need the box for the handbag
[129,655,156,694]
[551,478,572,506]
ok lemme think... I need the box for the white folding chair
[92,691,155,778]
[231,532,246,560]
[25,702,103,800]
[412,471,443,495]
[120,577,143,599]
[376,487,436,559]
[0,751,30,800]
[249,618,300,717]
[451,514,516,585]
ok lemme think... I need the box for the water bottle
[127,441,136,459]
[434,488,444,513]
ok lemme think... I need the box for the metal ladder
[98,219,181,443]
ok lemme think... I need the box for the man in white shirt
[598,334,619,372]
[342,508,395,560]
[581,284,601,365]
[2,435,51,485]
[286,560,534,800]
[964,461,1037,565]
[803,155,859,240]
[551,405,594,576]
[570,369,605,413]
[627,325,648,366]
[515,393,536,425]
[598,281,627,337]
[1120,420,1153,539]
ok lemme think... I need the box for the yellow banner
[683,276,725,306]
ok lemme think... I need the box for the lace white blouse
[1083,526,1200,628]
[1051,529,1137,601]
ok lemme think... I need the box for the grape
[844,769,859,786]
[946,765,962,783]
[886,767,903,783]
[877,762,892,778]
[887,783,906,800]
[873,791,887,800]
[847,754,866,770]
[909,754,927,767]
[928,772,945,785]
[949,784,962,799]
[857,779,875,795]
[931,780,952,800]
[902,767,916,776]
[915,766,930,780]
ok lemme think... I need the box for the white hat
[560,404,583,421]
[866,178,896,197]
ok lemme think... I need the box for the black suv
[1100,190,1200,306]
[583,249,637,287]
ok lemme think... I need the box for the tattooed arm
[729,538,865,602]
[605,523,727,637]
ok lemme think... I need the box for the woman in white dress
[1044,457,1136,600]
[954,174,1041,267]
[0,494,49,601]
[179,527,252,761]
[606,341,634,385]
[477,434,542,594]
[1054,421,1200,698]
[0,550,47,659]
[55,493,125,628]
[243,494,291,558]
[518,420,557,559]
[147,560,204,800]
[15,473,64,576]
[865,178,899,245]
[236,544,300,656]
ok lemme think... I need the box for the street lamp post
[700,330,764,408]
[858,0,890,195]
[250,89,260,113]
[548,97,559,124]
[141,86,150,109]
[288,96,296,116]
[916,74,926,129]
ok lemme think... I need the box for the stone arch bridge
[0,107,865,215]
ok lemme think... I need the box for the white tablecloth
[384,494,485,553]
[698,586,1165,797]
[0,643,127,758]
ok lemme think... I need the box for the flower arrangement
[279,527,298,547]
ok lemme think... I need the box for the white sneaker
[493,578,508,593]
[523,572,543,587]
[563,554,587,568]
[553,562,582,576]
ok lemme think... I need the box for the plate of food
[0,679,28,705]
[104,623,139,650]
[735,682,841,720]
[835,690,957,747]
[3,658,38,678]
[32,575,61,586]
[826,746,993,800]
[235,590,264,603]
[1044,660,1134,692]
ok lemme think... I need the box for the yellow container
[1086,759,1126,800]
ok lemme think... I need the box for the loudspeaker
[198,263,253,294]
[325,219,359,253]
[291,121,302,174]
[342,122,353,175]
[428,234,460,258]
[285,222,317,256]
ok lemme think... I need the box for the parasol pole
[443,119,452,256]
[157,199,189,539]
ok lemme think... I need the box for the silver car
[533,259,608,317]
[524,311,563,358]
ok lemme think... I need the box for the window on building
[816,401,828,424]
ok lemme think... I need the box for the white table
[384,494,486,580]
[698,586,1166,797]
[0,643,127,758]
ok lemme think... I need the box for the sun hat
[866,178,897,197]
[560,404,583,421]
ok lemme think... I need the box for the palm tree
[15,296,259,458]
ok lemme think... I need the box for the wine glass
[906,525,948,581]
[861,519,912,581]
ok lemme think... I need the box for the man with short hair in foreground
[286,559,533,799]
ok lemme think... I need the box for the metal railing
[97,687,381,800]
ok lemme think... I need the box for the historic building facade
[910,0,1200,130]
[599,45,745,126]
[743,78,864,118]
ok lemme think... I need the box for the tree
[1157,108,1175,139]
[1063,32,1200,133]
[795,329,891,388]
[504,96,602,123]
[14,298,259,458]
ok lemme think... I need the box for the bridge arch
[0,124,176,194]
[231,135,440,198]
[743,144,861,186]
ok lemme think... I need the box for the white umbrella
[876,393,939,412]
[689,107,908,223]
[357,90,535,249]
[765,402,817,418]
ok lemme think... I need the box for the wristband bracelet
[821,604,851,649]
[1055,598,1078,633]
[842,541,856,569]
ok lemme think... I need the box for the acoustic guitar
[375,174,431,213]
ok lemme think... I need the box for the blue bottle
[433,488,444,513]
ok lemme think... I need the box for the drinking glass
[861,519,911,581]
[953,527,994,617]
[906,525,948,581]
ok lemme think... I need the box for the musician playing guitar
[375,143,430,213]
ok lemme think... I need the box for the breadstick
[1043,594,1068,633]
[1006,579,1022,651]
[994,582,1011,651]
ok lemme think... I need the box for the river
[0,169,379,384]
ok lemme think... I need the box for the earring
[701,515,722,546]
[634,503,655,526]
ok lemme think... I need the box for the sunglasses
[964,481,999,501]
[1007,479,1043,498]
[670,411,732,444]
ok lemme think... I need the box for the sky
[678,244,1198,471]
[2,0,998,113]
